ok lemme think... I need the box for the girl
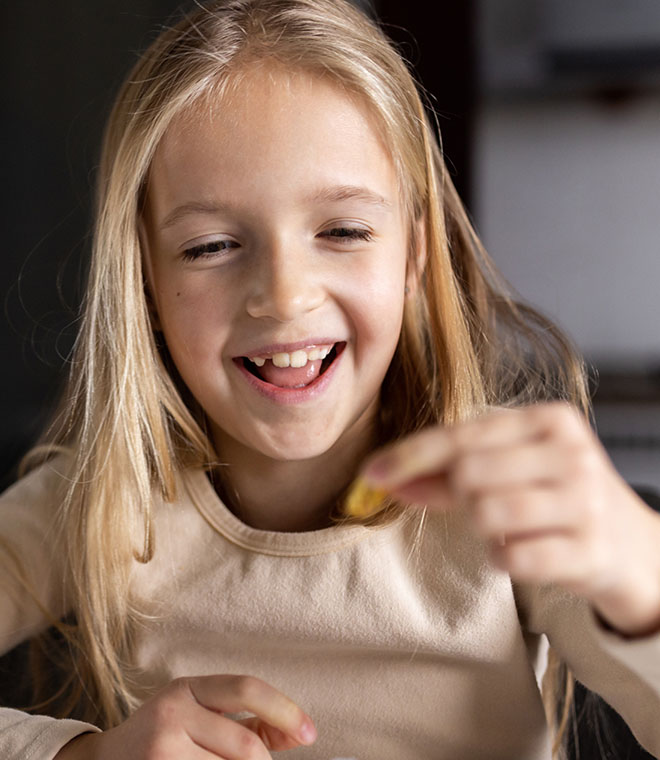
[1,1,659,758]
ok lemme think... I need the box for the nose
[245,238,325,321]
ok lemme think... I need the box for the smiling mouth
[238,342,344,389]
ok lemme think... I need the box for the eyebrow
[158,184,392,231]
[159,200,235,231]
[304,184,392,209]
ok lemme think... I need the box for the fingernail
[299,719,317,744]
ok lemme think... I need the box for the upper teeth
[249,346,332,368]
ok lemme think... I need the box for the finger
[238,717,302,751]
[449,439,581,498]
[361,425,455,489]
[388,473,452,509]
[362,402,583,490]
[450,403,586,458]
[186,707,272,760]
[469,486,578,540]
[187,675,316,747]
[463,402,585,448]
[185,744,230,760]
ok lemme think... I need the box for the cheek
[353,253,407,332]
[157,282,232,360]
[343,260,406,375]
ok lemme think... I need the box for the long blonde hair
[21,0,587,744]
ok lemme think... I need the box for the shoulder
[0,451,74,536]
[0,453,75,650]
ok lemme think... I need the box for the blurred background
[2,0,659,498]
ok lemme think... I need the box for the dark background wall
[1,2,182,488]
[0,1,475,490]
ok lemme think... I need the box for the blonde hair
[21,0,587,746]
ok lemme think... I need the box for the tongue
[258,359,324,388]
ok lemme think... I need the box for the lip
[232,342,346,405]
[236,337,342,360]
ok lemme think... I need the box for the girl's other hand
[54,674,316,760]
[362,402,660,637]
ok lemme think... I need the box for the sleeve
[0,459,101,757]
[515,581,660,756]
[0,708,100,760]
[0,458,71,654]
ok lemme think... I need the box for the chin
[256,435,339,463]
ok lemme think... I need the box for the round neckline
[184,467,382,557]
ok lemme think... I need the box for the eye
[181,239,239,262]
[319,226,373,244]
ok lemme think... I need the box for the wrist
[54,732,100,760]
[590,502,660,638]
[591,566,660,637]
[592,514,660,638]
[594,604,660,639]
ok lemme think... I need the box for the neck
[211,423,377,532]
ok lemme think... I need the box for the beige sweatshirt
[1,459,660,760]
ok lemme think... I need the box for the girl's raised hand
[54,674,316,760]
[361,402,660,637]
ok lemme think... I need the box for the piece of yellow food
[344,477,389,518]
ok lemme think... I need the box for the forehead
[147,65,402,215]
